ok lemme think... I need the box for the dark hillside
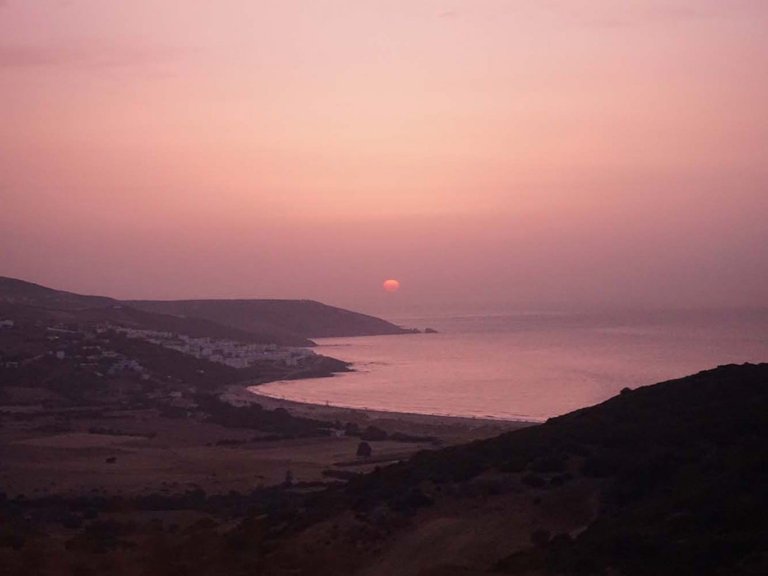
[0,276,114,310]
[335,363,768,575]
[0,301,313,346]
[0,276,409,342]
[128,298,411,338]
[77,305,313,346]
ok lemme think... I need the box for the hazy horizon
[3,1,767,315]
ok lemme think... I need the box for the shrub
[356,441,372,458]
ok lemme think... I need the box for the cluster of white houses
[114,328,316,369]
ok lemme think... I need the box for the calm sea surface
[252,309,768,421]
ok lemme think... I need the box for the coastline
[222,383,537,440]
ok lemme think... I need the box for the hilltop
[127,298,411,339]
[0,276,412,345]
[0,276,113,310]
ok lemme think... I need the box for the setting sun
[383,279,401,293]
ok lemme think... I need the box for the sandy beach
[224,383,533,443]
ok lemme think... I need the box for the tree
[356,441,372,458]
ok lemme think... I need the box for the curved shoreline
[221,383,540,435]
[250,386,545,424]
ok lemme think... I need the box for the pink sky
[1,1,767,313]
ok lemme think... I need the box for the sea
[252,308,768,422]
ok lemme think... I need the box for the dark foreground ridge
[0,276,412,344]
[0,363,765,575]
[337,362,768,576]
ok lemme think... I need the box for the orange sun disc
[382,279,401,292]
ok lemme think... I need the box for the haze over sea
[254,309,768,421]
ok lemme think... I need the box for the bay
[253,309,768,421]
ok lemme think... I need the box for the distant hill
[127,299,411,338]
[0,276,114,310]
[0,301,308,345]
[0,276,410,345]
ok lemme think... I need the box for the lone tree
[356,441,372,458]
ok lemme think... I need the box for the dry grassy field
[0,392,527,499]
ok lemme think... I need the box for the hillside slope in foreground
[266,363,768,576]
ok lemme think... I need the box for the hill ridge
[0,275,409,344]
